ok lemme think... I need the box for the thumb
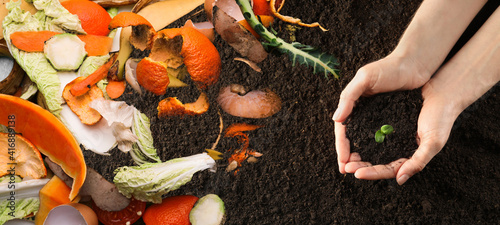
[332,68,371,122]
[395,141,442,185]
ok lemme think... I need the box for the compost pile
[84,0,500,224]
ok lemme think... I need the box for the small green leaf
[375,130,385,143]
[380,125,394,135]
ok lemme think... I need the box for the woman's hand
[333,54,432,174]
[334,6,500,185]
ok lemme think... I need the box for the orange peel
[159,27,221,89]
[0,132,46,179]
[109,12,156,51]
[157,92,209,117]
[136,57,170,95]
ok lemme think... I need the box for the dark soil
[83,0,500,224]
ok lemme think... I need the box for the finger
[354,158,408,180]
[332,69,371,122]
[335,121,350,174]
[345,160,372,174]
[396,141,441,185]
[349,152,362,162]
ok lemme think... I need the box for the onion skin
[217,84,281,118]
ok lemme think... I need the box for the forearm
[391,0,487,77]
[423,7,500,117]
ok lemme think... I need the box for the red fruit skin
[143,195,199,225]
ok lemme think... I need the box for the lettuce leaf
[114,153,216,203]
[130,110,161,165]
[0,178,49,224]
[2,0,85,116]
[0,198,39,224]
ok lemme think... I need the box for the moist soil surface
[83,0,500,224]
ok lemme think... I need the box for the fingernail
[332,109,339,121]
[397,174,409,185]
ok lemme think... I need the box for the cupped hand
[344,88,460,185]
[333,54,432,175]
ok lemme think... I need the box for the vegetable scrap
[0,94,86,202]
[92,197,146,225]
[142,195,199,225]
[9,31,60,52]
[189,194,226,225]
[70,54,118,97]
[235,0,339,78]
[130,109,161,165]
[0,178,49,224]
[10,31,113,56]
[217,84,282,118]
[224,123,264,172]
[113,153,216,203]
[63,76,104,126]
[105,80,127,99]
[89,99,138,153]
[269,0,327,31]
[34,176,75,225]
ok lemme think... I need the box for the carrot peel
[106,80,127,99]
[10,31,112,56]
[70,53,118,96]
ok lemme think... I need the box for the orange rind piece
[159,27,221,90]
[0,94,86,202]
[109,12,156,51]
[0,132,47,179]
[136,57,170,95]
[157,92,209,117]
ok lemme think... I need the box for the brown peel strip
[270,0,327,31]
[234,57,262,73]
[91,0,138,8]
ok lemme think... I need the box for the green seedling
[375,125,394,143]
[235,0,339,79]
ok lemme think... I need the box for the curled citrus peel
[109,12,156,51]
[0,133,47,179]
[157,92,210,117]
[159,27,221,90]
[136,57,170,95]
[111,12,221,116]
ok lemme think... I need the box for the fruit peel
[0,94,86,202]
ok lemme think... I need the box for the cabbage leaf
[114,153,216,203]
